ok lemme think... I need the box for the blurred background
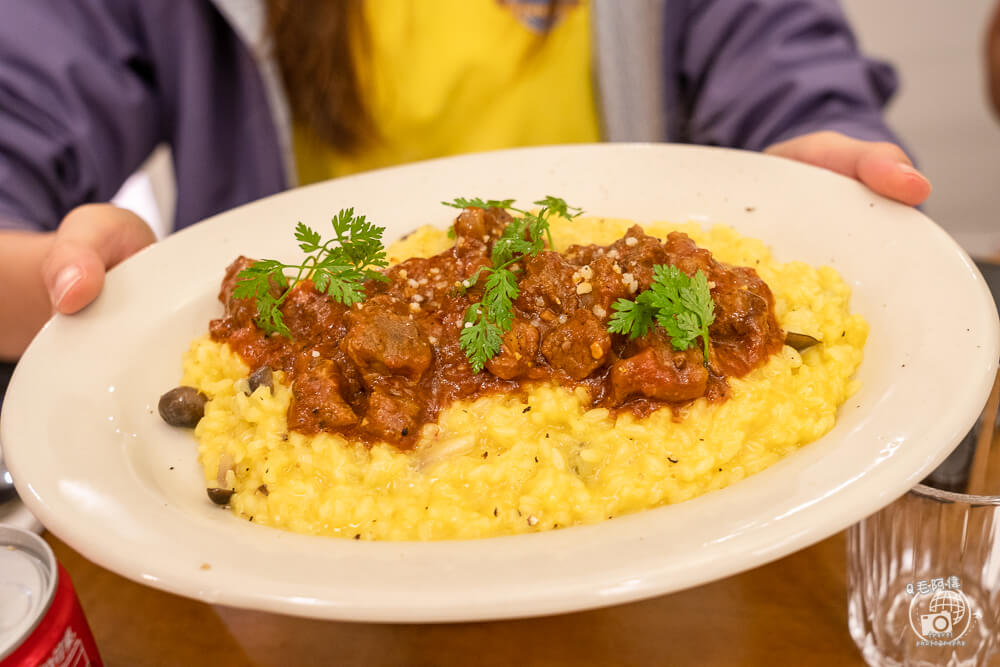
[114,0,1000,256]
[842,0,1000,255]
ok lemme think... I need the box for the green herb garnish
[233,208,389,338]
[607,265,716,363]
[443,196,582,372]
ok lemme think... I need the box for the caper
[158,386,208,428]
[206,487,235,505]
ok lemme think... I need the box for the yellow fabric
[293,0,600,185]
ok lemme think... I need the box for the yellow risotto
[180,217,866,540]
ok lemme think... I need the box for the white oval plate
[3,144,997,622]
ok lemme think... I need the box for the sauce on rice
[207,207,784,448]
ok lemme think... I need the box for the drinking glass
[847,379,1000,667]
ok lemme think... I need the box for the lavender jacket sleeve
[664,0,900,149]
[0,0,286,233]
[0,2,166,231]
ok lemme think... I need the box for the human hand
[764,131,931,207]
[41,204,156,314]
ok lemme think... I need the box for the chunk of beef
[540,310,612,380]
[612,226,670,290]
[580,255,630,316]
[361,379,422,445]
[342,299,433,384]
[209,256,290,354]
[516,251,579,315]
[453,207,514,245]
[485,319,540,380]
[610,346,708,404]
[708,265,781,376]
[216,256,262,325]
[450,237,493,283]
[562,243,601,266]
[287,360,359,433]
[331,347,366,405]
[280,280,349,344]
[662,231,714,278]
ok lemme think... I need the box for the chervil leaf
[253,289,291,338]
[364,268,391,283]
[233,207,389,338]
[459,305,504,373]
[442,197,516,211]
[326,210,388,271]
[608,298,656,339]
[234,261,280,300]
[318,272,367,306]
[482,269,519,333]
[490,218,534,265]
[533,196,583,220]
[461,265,492,292]
[295,222,323,253]
[644,265,683,312]
[658,310,699,351]
[444,195,581,372]
[331,208,356,240]
[680,270,716,328]
[606,265,716,364]
[521,212,550,255]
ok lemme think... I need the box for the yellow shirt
[293,0,600,184]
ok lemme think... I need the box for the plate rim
[3,143,998,622]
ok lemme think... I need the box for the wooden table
[47,531,864,667]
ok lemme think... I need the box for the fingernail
[898,163,929,183]
[51,265,82,307]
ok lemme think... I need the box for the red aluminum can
[0,526,101,666]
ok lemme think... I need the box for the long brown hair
[266,0,564,155]
[266,1,374,153]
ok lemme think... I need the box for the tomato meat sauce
[209,208,785,449]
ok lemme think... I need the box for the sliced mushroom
[206,487,235,505]
[414,435,475,471]
[248,366,274,394]
[216,453,234,487]
[158,386,208,427]
[784,332,821,351]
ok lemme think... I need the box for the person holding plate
[0,0,932,401]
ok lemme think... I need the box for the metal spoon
[0,458,17,503]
